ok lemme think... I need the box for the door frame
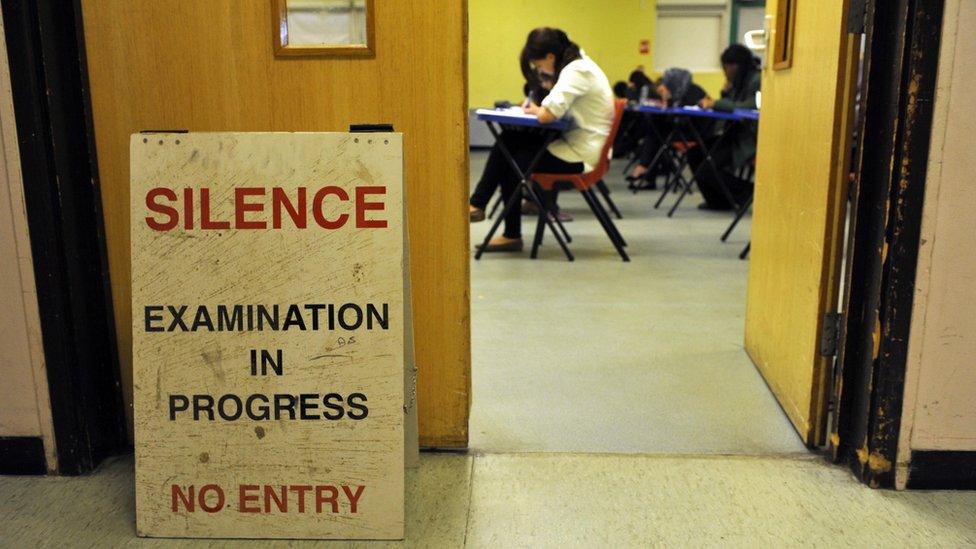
[730,0,766,44]
[829,0,945,488]
[1,0,128,474]
[12,0,949,483]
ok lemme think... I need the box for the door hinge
[820,312,843,357]
[848,0,868,34]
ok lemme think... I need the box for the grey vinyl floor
[3,453,975,546]
[468,150,805,454]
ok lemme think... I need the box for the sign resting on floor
[130,132,405,540]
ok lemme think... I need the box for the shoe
[697,202,733,211]
[627,177,658,191]
[521,200,539,216]
[475,237,524,253]
[469,207,485,223]
[555,211,573,222]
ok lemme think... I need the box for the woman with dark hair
[627,67,710,182]
[469,27,614,252]
[612,69,663,159]
[613,80,630,99]
[627,69,656,102]
[691,43,761,210]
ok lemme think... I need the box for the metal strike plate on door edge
[820,312,843,357]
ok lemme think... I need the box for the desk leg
[740,241,751,260]
[475,181,523,260]
[684,120,740,211]
[656,130,694,214]
[475,121,574,261]
[521,178,574,261]
[639,121,680,195]
[722,193,753,242]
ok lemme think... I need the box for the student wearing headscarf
[690,44,761,210]
[627,68,710,183]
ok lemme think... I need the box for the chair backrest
[582,98,627,185]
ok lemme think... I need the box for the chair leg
[656,149,690,210]
[667,176,695,218]
[542,188,572,243]
[739,241,751,260]
[593,190,630,261]
[523,184,574,262]
[654,169,681,209]
[721,194,753,242]
[595,180,623,219]
[588,189,628,248]
[583,189,630,261]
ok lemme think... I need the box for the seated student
[613,80,630,99]
[690,44,760,210]
[468,27,614,252]
[469,79,553,223]
[626,69,656,102]
[612,70,661,159]
[628,68,710,182]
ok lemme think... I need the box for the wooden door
[80,1,471,448]
[745,0,856,445]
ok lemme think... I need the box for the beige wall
[897,0,976,488]
[0,15,56,470]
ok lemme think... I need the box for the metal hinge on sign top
[848,0,867,34]
[820,312,843,357]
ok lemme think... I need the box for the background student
[628,68,710,182]
[470,27,614,253]
[613,69,663,160]
[691,44,761,210]
[626,69,656,102]
[613,80,630,99]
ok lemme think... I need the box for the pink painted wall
[897,0,976,488]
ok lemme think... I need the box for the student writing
[469,27,614,253]
[691,44,760,210]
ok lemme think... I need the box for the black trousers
[636,118,673,173]
[470,130,583,238]
[613,111,649,159]
[686,136,750,209]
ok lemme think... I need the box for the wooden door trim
[804,9,858,447]
[830,0,945,488]
[1,0,127,474]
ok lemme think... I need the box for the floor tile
[0,454,472,548]
[465,453,976,547]
[469,151,805,454]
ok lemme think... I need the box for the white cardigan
[541,56,614,172]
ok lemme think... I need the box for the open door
[745,0,856,446]
[79,0,471,448]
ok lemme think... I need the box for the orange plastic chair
[531,98,629,261]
